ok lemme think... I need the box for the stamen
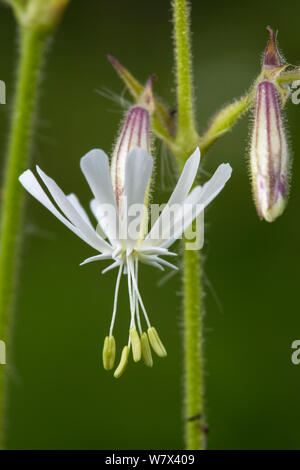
[129,328,142,362]
[109,263,123,337]
[141,332,153,367]
[135,258,142,335]
[114,345,130,378]
[128,259,151,329]
[127,260,136,329]
[102,335,116,370]
[148,327,167,357]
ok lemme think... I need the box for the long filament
[109,263,123,337]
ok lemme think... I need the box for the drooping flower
[19,97,232,377]
[250,27,290,222]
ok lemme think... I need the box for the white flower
[19,147,231,377]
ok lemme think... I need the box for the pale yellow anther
[102,335,116,370]
[130,328,142,362]
[141,332,153,367]
[114,346,130,378]
[147,327,167,358]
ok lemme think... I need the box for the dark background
[0,0,299,449]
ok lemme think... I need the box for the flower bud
[110,81,153,215]
[250,80,289,222]
[250,27,290,222]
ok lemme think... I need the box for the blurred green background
[0,0,300,450]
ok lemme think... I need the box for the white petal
[80,149,119,242]
[144,162,231,250]
[150,256,179,271]
[198,163,232,207]
[124,147,153,208]
[161,164,232,249]
[144,148,200,245]
[119,148,153,246]
[157,259,178,271]
[164,162,232,249]
[36,166,111,254]
[165,147,200,205]
[102,260,120,274]
[20,170,77,232]
[67,193,92,227]
[80,254,112,266]
[160,203,204,249]
[139,257,165,271]
[136,247,177,257]
[19,170,101,251]
[90,198,99,221]
[89,198,108,239]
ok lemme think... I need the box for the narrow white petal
[36,166,111,253]
[90,198,99,221]
[80,149,119,242]
[19,170,108,252]
[124,147,153,208]
[149,256,179,271]
[198,163,232,207]
[157,259,179,271]
[161,164,232,249]
[165,147,200,205]
[144,148,200,245]
[80,254,112,266]
[102,261,120,274]
[144,163,231,250]
[160,203,205,249]
[162,164,231,249]
[67,193,92,226]
[140,259,165,271]
[89,198,108,239]
[123,148,153,245]
[80,149,116,207]
[136,247,177,257]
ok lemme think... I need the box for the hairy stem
[173,0,205,450]
[199,94,252,155]
[182,245,206,449]
[173,0,198,149]
[0,26,48,449]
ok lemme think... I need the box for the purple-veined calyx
[111,79,153,224]
[250,27,290,222]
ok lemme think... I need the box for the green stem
[173,0,205,450]
[277,68,300,83]
[199,93,253,155]
[0,26,48,449]
[173,0,198,149]
[182,246,206,450]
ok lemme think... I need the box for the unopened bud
[250,80,289,222]
[111,104,151,213]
